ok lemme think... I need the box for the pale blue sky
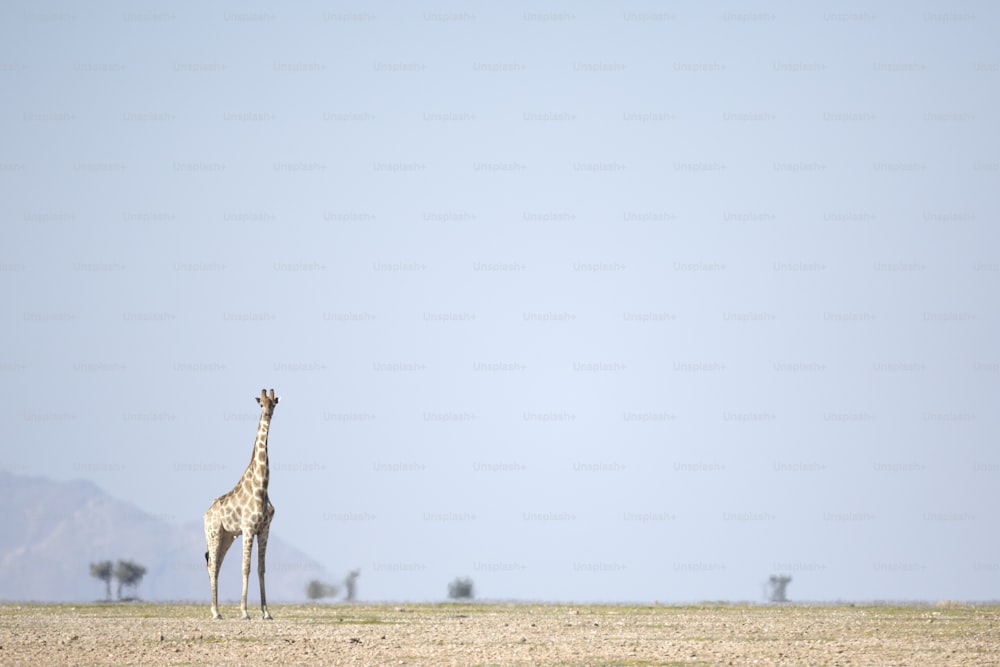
[2,1,998,602]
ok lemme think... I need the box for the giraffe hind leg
[239,530,253,620]
[205,521,235,620]
[206,538,232,619]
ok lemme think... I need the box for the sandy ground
[0,601,997,666]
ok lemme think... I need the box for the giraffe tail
[204,551,209,565]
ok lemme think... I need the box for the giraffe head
[255,388,280,416]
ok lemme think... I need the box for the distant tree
[767,574,792,603]
[306,579,339,601]
[89,561,113,601]
[447,576,474,600]
[344,569,360,602]
[113,560,147,600]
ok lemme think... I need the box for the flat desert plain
[0,602,997,666]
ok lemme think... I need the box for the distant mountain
[0,471,331,604]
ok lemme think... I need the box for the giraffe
[203,388,279,620]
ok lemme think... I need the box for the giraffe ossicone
[203,388,279,620]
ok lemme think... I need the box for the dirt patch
[0,602,997,666]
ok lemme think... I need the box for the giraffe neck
[242,412,271,494]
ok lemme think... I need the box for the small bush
[447,577,474,600]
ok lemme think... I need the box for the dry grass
[0,601,997,666]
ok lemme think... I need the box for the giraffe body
[203,388,279,620]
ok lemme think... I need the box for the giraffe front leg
[258,524,273,620]
[240,531,253,620]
